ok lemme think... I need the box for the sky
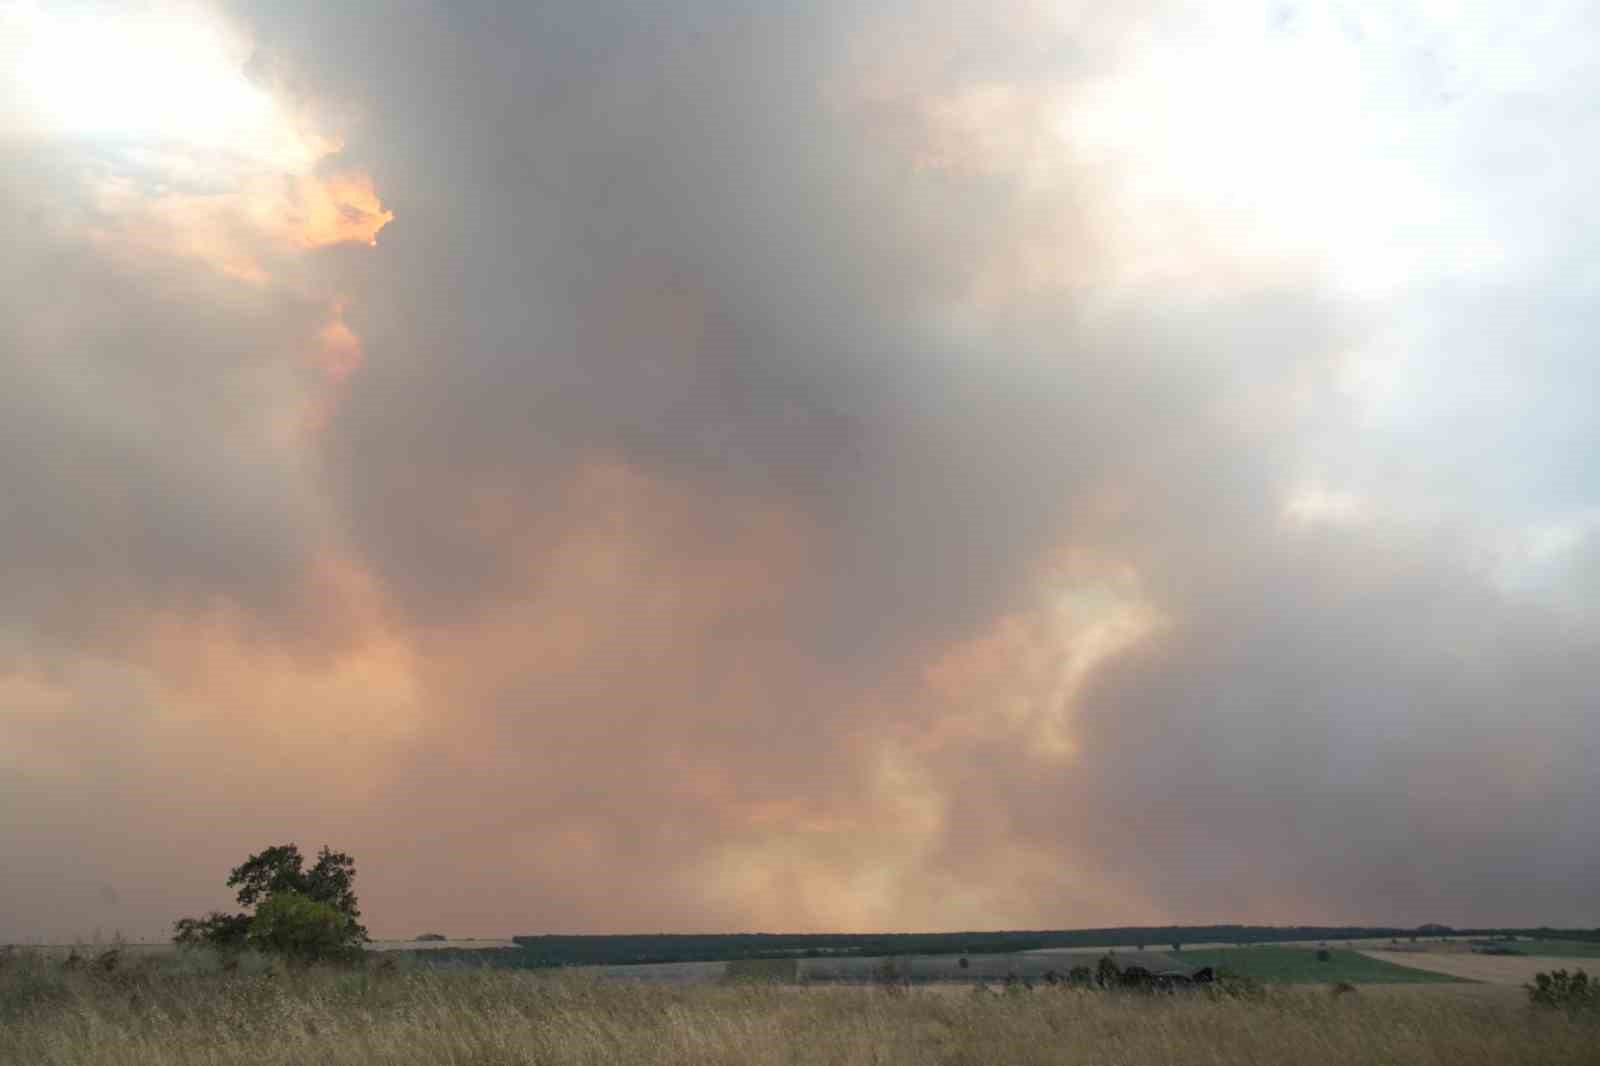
[2,0,1597,943]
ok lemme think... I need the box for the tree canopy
[246,891,359,961]
[174,843,369,959]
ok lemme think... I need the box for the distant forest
[400,925,1600,969]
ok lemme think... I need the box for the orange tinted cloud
[315,309,364,383]
[285,170,395,248]
[280,301,368,438]
[124,548,422,796]
[81,176,275,284]
[9,0,1600,948]
[85,166,394,281]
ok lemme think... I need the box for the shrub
[1526,969,1598,1011]
[872,957,909,994]
[1096,954,1120,987]
[1317,949,1332,963]
[174,911,252,950]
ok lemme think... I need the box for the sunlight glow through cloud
[11,1,326,172]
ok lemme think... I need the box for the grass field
[1172,946,1465,984]
[3,950,1597,1066]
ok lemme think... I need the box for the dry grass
[2,950,1596,1066]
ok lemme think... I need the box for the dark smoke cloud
[2,0,1596,940]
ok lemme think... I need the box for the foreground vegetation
[4,949,1597,1066]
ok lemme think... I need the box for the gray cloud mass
[1,0,1595,940]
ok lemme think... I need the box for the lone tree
[174,844,369,961]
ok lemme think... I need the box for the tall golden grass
[2,949,1595,1066]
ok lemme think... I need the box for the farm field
[796,949,1187,983]
[369,939,520,952]
[1168,946,1465,985]
[1359,949,1598,986]
[4,954,1597,1066]
[574,959,728,983]
[1023,937,1415,955]
[1498,940,1600,958]
[562,952,1170,985]
[500,928,1514,968]
[18,934,1588,991]
[556,946,1469,987]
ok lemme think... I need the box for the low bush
[1095,954,1119,987]
[1526,969,1597,1011]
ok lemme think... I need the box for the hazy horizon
[3,0,1597,944]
